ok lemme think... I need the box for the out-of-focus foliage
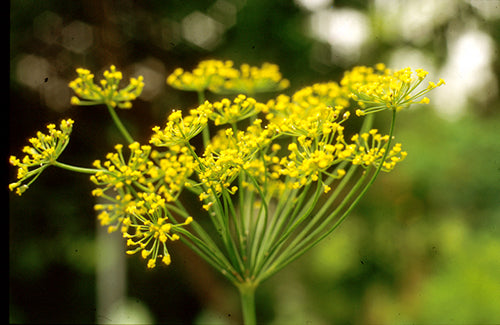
[10,0,500,324]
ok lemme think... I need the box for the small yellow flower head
[341,65,444,115]
[92,141,196,203]
[150,105,211,146]
[123,192,193,268]
[350,129,407,171]
[166,60,289,95]
[91,142,196,235]
[197,140,244,197]
[91,142,154,192]
[279,136,348,189]
[206,94,267,125]
[69,65,144,109]
[154,148,197,202]
[95,193,136,233]
[9,119,74,195]
[291,82,350,111]
[195,118,276,199]
[209,62,290,95]
[266,82,350,138]
[167,60,238,92]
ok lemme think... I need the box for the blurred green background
[9,0,500,324]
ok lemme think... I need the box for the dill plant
[10,60,444,324]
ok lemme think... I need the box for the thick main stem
[237,282,258,325]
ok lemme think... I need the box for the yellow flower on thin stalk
[9,119,74,195]
[69,65,144,144]
[151,148,197,202]
[265,82,350,137]
[91,142,156,193]
[69,65,144,109]
[123,192,193,268]
[196,138,245,200]
[350,129,408,171]
[94,193,136,234]
[209,62,290,95]
[150,105,212,147]
[279,136,350,190]
[195,117,276,200]
[341,64,445,115]
[204,94,267,126]
[166,59,289,95]
[167,59,238,92]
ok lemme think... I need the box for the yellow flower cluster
[196,119,276,203]
[341,63,445,115]
[151,148,197,202]
[350,130,407,171]
[279,138,351,190]
[91,142,156,192]
[94,192,135,233]
[167,60,237,92]
[148,62,434,208]
[197,142,243,203]
[167,60,289,95]
[10,61,444,270]
[91,142,196,204]
[9,119,74,195]
[205,94,267,125]
[95,191,192,268]
[265,82,349,137]
[91,142,195,267]
[209,62,290,94]
[150,105,211,147]
[123,192,193,268]
[69,65,144,109]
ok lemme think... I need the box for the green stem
[52,161,99,174]
[106,103,134,144]
[257,111,397,282]
[237,282,257,325]
[261,168,369,281]
[197,91,211,147]
[298,110,397,250]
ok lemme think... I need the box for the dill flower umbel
[350,129,407,171]
[166,59,289,95]
[265,82,349,136]
[91,142,156,193]
[9,119,74,195]
[167,59,238,92]
[69,65,144,109]
[209,62,290,94]
[150,105,212,147]
[91,143,195,266]
[10,60,444,325]
[91,142,196,221]
[341,64,445,115]
[205,94,267,125]
[123,192,193,268]
[94,190,193,267]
